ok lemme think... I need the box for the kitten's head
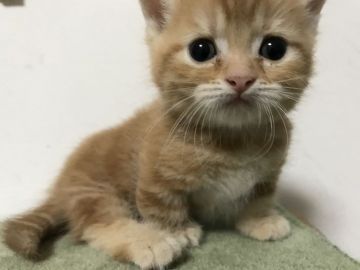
[140,0,325,129]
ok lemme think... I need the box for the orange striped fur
[4,0,325,269]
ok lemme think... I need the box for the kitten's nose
[226,76,256,94]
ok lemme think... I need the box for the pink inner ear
[307,0,326,14]
[140,0,165,23]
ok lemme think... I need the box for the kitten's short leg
[236,181,291,241]
[64,178,187,269]
[136,187,203,247]
[83,220,188,270]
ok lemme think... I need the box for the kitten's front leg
[136,185,203,247]
[236,181,291,241]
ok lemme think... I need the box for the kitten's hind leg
[64,181,187,269]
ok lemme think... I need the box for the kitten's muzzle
[225,76,256,95]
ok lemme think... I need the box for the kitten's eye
[259,36,288,61]
[189,38,217,62]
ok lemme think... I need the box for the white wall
[0,0,359,260]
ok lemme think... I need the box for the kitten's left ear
[303,0,326,15]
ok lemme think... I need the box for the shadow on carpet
[0,209,359,270]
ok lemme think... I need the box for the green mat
[1,210,359,270]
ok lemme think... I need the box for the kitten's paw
[128,230,187,270]
[176,223,203,247]
[236,214,291,241]
[84,221,188,270]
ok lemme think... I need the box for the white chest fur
[189,163,263,227]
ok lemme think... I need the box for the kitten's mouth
[225,94,251,106]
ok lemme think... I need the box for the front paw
[127,223,202,269]
[236,214,291,241]
[176,223,203,247]
[127,230,187,270]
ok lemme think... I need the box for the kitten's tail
[3,200,64,259]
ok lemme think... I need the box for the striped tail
[3,202,64,259]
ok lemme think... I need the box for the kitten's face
[142,0,324,128]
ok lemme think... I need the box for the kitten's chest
[189,163,262,227]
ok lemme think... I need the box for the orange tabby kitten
[4,0,325,269]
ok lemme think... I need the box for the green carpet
[0,209,359,270]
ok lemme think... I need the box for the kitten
[4,0,325,269]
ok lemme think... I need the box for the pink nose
[226,76,256,94]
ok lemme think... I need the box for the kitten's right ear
[139,0,174,33]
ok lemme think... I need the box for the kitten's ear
[303,0,326,15]
[139,0,174,32]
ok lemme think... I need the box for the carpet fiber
[0,209,359,270]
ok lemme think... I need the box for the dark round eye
[259,36,288,61]
[189,38,217,62]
